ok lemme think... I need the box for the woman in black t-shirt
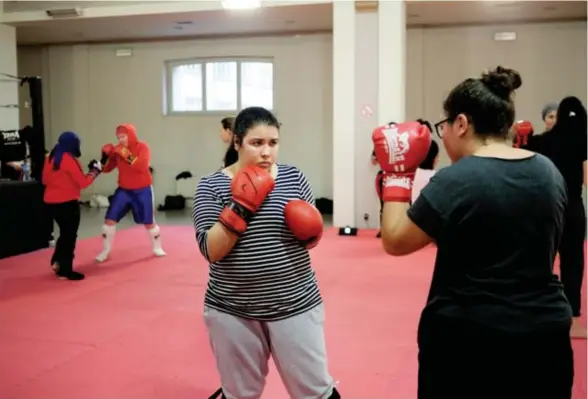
[536,96,587,338]
[378,67,573,398]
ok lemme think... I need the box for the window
[241,61,273,110]
[170,63,203,112]
[165,58,274,114]
[206,62,237,111]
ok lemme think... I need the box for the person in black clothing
[220,116,238,168]
[379,66,574,398]
[534,96,587,338]
[542,102,558,132]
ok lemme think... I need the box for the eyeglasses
[434,118,448,139]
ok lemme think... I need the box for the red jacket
[42,153,94,204]
[103,124,152,190]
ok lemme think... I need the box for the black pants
[559,197,586,317]
[377,170,384,221]
[47,200,81,273]
[418,317,574,399]
[418,320,574,399]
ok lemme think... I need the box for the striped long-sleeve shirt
[192,163,323,321]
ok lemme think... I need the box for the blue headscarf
[51,131,81,170]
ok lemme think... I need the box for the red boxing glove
[372,121,432,202]
[513,120,534,148]
[102,143,115,156]
[219,165,275,235]
[114,145,136,164]
[100,144,115,166]
[285,200,324,249]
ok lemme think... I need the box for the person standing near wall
[536,96,587,339]
[541,103,558,132]
[220,116,237,168]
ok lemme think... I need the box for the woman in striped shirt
[193,107,340,399]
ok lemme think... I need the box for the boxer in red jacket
[96,124,165,262]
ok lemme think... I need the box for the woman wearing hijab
[42,131,102,280]
[537,96,587,338]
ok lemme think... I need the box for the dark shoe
[376,230,381,238]
[329,387,341,398]
[57,271,85,281]
[208,388,224,399]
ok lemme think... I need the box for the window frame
[163,57,275,116]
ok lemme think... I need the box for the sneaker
[57,271,85,281]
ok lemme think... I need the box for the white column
[378,0,406,125]
[354,11,380,228]
[0,22,18,130]
[332,1,356,228]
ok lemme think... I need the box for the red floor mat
[0,226,585,398]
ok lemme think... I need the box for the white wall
[0,23,18,130]
[17,21,587,218]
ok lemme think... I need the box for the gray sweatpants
[203,304,336,399]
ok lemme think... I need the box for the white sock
[96,224,116,262]
[148,225,166,256]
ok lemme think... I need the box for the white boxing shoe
[96,250,110,263]
[153,247,166,257]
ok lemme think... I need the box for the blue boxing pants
[97,185,164,262]
[105,186,154,224]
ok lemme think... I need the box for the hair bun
[480,66,522,100]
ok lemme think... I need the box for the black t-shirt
[533,131,586,200]
[408,154,572,338]
[0,127,33,180]
[0,127,32,163]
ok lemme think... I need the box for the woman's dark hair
[223,107,280,167]
[415,118,438,170]
[553,96,587,135]
[419,140,439,170]
[221,116,235,131]
[221,116,236,167]
[443,66,522,139]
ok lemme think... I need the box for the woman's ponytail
[223,142,238,167]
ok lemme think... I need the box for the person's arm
[116,142,150,170]
[381,173,448,256]
[381,202,434,256]
[102,155,118,173]
[193,177,239,263]
[63,154,96,189]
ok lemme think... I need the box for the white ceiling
[5,1,587,46]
